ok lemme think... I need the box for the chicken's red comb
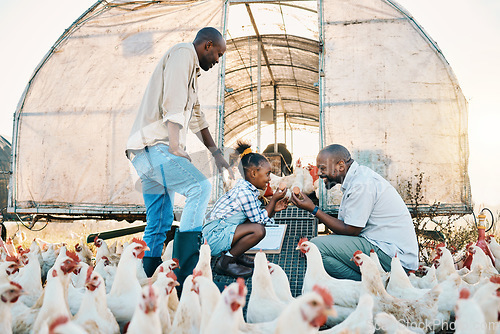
[5,256,19,263]
[490,275,500,284]
[353,250,363,257]
[66,250,80,263]
[48,315,69,332]
[192,269,203,278]
[204,239,208,245]
[435,242,446,249]
[313,285,334,308]
[10,281,22,290]
[132,238,148,248]
[370,249,375,253]
[237,277,246,296]
[297,237,308,247]
[408,270,416,274]
[93,235,98,243]
[166,271,177,281]
[459,288,470,299]
[172,258,179,266]
[19,249,30,256]
[86,266,94,283]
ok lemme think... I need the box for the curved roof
[223,0,320,144]
[224,34,319,142]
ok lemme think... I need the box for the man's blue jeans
[131,144,212,257]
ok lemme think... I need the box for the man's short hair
[194,27,223,46]
[320,144,352,163]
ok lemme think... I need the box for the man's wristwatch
[311,206,319,216]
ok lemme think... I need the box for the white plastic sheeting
[320,0,470,211]
[11,0,225,214]
[10,0,471,216]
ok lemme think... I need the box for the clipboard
[247,224,287,254]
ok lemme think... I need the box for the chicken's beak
[325,306,337,318]
[144,246,150,252]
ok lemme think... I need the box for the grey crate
[210,206,317,316]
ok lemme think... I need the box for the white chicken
[126,283,162,334]
[386,254,429,300]
[375,312,425,334]
[296,238,361,308]
[153,270,179,333]
[171,272,202,333]
[455,288,487,334]
[32,251,81,334]
[194,241,213,280]
[191,273,221,333]
[486,235,500,272]
[12,249,43,307]
[409,265,438,289]
[472,275,500,334]
[369,249,390,287]
[0,281,24,334]
[73,267,120,334]
[323,294,375,334]
[94,237,112,263]
[434,245,459,282]
[247,251,288,323]
[74,242,93,266]
[47,315,87,334]
[268,262,295,303]
[106,238,149,330]
[205,278,247,334]
[274,284,336,334]
[0,256,20,284]
[469,245,499,279]
[353,250,441,332]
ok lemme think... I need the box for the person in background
[203,141,288,278]
[291,144,418,280]
[126,27,234,291]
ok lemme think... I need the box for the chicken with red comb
[204,279,247,334]
[274,283,336,334]
[126,284,161,334]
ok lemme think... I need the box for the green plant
[398,172,477,264]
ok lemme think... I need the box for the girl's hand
[274,198,288,212]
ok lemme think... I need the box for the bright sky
[0,0,499,208]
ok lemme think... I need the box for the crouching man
[291,144,418,280]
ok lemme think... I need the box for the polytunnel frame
[218,0,472,217]
[6,0,472,221]
[215,0,324,204]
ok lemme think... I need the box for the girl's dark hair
[235,141,269,177]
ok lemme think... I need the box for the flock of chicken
[1,232,500,334]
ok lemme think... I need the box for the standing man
[291,144,418,280]
[126,27,234,289]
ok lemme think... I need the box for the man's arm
[290,191,362,236]
[196,128,235,179]
[167,121,191,161]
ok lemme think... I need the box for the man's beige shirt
[126,42,209,155]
